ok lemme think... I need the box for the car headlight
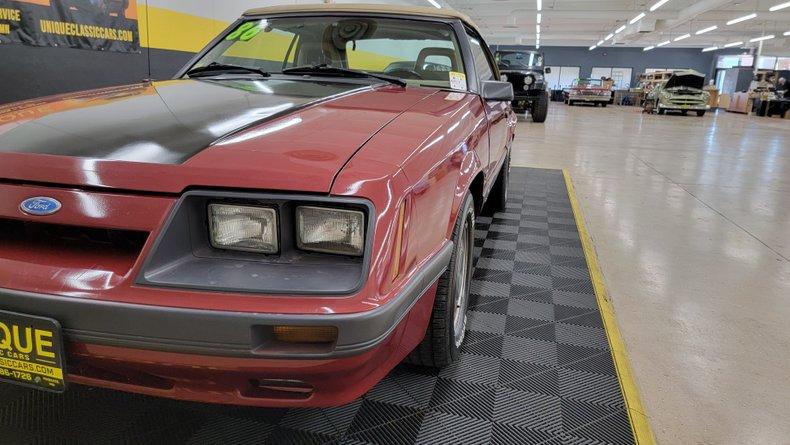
[296,206,365,256]
[208,204,278,253]
[500,74,508,82]
[524,75,534,86]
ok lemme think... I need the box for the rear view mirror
[544,67,552,73]
[481,80,514,101]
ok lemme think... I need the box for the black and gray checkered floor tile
[0,168,635,444]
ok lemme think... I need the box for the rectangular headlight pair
[208,204,364,256]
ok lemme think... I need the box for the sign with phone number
[0,310,66,393]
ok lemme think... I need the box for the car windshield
[188,16,466,89]
[574,78,602,87]
[495,51,543,69]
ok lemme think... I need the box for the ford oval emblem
[20,197,62,216]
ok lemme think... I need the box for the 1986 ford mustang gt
[0,4,515,406]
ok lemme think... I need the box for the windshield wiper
[281,64,406,87]
[185,62,271,78]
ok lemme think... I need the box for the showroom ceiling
[167,0,789,54]
[438,0,790,53]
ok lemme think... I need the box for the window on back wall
[591,67,632,89]
[717,55,754,69]
[756,56,777,70]
[611,68,633,89]
[545,66,560,89]
[546,66,580,89]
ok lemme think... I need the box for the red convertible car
[0,4,515,406]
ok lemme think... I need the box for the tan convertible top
[243,3,480,33]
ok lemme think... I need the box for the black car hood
[0,78,363,164]
[665,72,705,90]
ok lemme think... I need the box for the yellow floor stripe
[562,170,656,445]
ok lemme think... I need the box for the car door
[465,28,510,189]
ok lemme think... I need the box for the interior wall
[491,44,750,87]
[0,0,257,104]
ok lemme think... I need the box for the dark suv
[495,50,550,122]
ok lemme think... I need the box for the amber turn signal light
[272,325,338,344]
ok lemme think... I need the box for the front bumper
[0,244,451,406]
[660,103,709,110]
[512,91,544,101]
[569,95,609,102]
[0,243,452,360]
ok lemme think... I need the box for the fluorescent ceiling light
[702,46,718,52]
[769,1,790,11]
[615,25,626,34]
[536,24,540,33]
[605,33,614,40]
[723,41,743,48]
[537,13,542,24]
[726,13,756,25]
[630,13,646,24]
[785,31,790,36]
[597,39,604,45]
[643,45,655,51]
[649,0,670,12]
[589,45,597,50]
[674,33,690,41]
[426,0,442,8]
[656,40,670,47]
[537,0,542,11]
[749,35,775,42]
[695,25,717,35]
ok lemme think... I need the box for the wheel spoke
[452,213,474,347]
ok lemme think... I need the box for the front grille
[506,73,526,91]
[669,99,705,105]
[0,218,148,276]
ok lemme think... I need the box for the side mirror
[481,80,514,101]
[544,67,552,74]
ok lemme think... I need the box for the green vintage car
[644,70,710,116]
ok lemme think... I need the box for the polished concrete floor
[510,104,790,444]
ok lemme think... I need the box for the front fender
[448,148,483,238]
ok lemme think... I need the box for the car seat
[415,47,459,81]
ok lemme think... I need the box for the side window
[466,30,495,83]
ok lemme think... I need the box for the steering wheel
[386,68,423,79]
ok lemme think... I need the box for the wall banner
[0,0,139,53]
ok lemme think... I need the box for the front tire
[407,194,475,368]
[601,102,607,108]
[531,92,548,122]
[696,110,706,117]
